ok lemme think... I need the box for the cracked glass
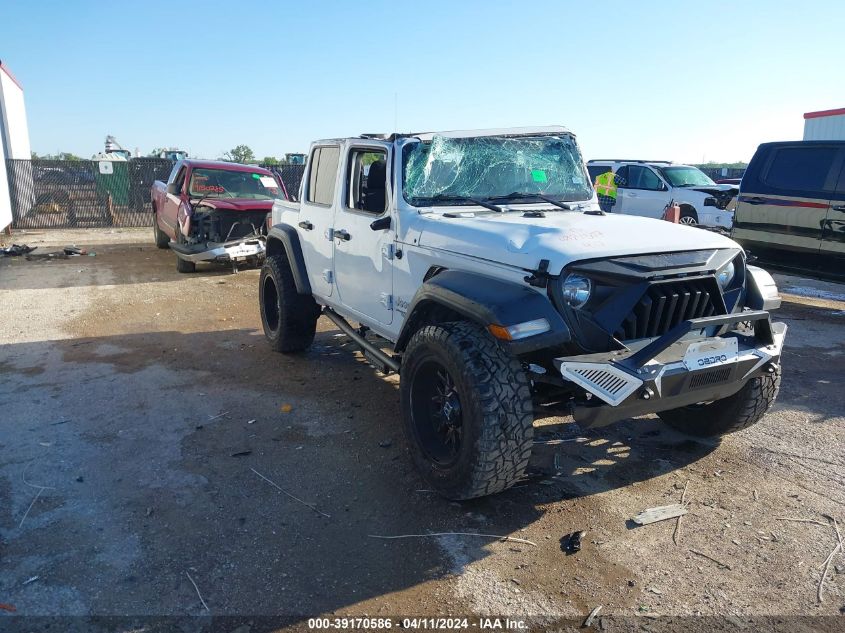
[403,134,593,205]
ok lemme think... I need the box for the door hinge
[380,293,393,310]
[322,269,334,283]
[324,227,334,240]
[382,244,395,260]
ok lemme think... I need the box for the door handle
[333,229,351,241]
[832,205,845,212]
[628,192,637,197]
[743,197,766,205]
[298,220,313,230]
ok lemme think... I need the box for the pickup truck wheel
[679,207,699,225]
[260,253,320,353]
[153,215,170,249]
[658,365,781,437]
[400,322,534,500]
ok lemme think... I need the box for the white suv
[586,160,737,229]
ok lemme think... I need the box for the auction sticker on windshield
[683,337,738,372]
[259,176,278,189]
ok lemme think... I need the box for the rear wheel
[400,322,534,500]
[658,366,781,437]
[259,253,320,352]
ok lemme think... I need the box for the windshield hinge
[524,259,551,288]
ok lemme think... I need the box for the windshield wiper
[413,194,503,213]
[488,192,575,210]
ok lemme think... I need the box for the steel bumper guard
[555,311,786,428]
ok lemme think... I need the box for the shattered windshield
[188,169,284,200]
[659,166,715,187]
[403,135,593,206]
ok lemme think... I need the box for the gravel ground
[1,228,843,632]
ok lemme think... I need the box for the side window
[172,167,186,193]
[628,165,662,190]
[587,165,610,183]
[614,165,629,188]
[306,146,340,205]
[347,149,388,213]
[167,162,182,183]
[764,146,839,195]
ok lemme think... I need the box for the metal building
[0,59,33,231]
[803,107,845,141]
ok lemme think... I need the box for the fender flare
[266,224,311,295]
[395,269,570,355]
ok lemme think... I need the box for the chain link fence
[5,159,307,229]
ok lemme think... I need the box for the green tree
[57,152,82,161]
[262,156,280,165]
[225,145,256,164]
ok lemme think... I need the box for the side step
[322,308,400,374]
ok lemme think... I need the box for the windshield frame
[187,167,285,201]
[401,134,594,210]
[657,165,716,188]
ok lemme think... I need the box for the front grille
[614,278,725,341]
[689,365,733,390]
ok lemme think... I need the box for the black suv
[732,141,845,265]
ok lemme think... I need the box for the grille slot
[615,278,724,341]
[689,365,733,390]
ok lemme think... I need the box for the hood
[689,184,739,197]
[196,198,275,212]
[413,208,739,273]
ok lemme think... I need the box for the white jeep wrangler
[260,126,786,500]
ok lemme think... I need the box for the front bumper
[554,310,786,428]
[170,236,266,263]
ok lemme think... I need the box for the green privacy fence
[5,159,306,229]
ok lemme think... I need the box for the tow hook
[640,387,655,400]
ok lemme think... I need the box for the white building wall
[0,61,34,230]
[803,113,845,141]
[0,121,10,230]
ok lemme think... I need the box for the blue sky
[2,0,843,163]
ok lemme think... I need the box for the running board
[322,308,400,374]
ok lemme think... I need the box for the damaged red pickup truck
[151,160,287,272]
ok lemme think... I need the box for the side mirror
[166,182,181,195]
[370,216,391,231]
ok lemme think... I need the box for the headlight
[716,260,736,289]
[561,273,592,308]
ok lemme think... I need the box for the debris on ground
[251,467,331,519]
[230,450,252,458]
[185,571,210,613]
[632,503,688,526]
[690,548,733,570]
[368,532,537,546]
[378,439,392,448]
[562,530,586,554]
[0,603,17,612]
[583,605,602,627]
[22,576,39,585]
[1,244,35,257]
[280,403,293,413]
[673,481,691,545]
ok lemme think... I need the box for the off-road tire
[259,253,320,353]
[152,208,170,249]
[679,206,699,226]
[176,256,196,273]
[400,321,534,500]
[658,365,781,437]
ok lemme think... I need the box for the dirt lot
[1,228,844,631]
